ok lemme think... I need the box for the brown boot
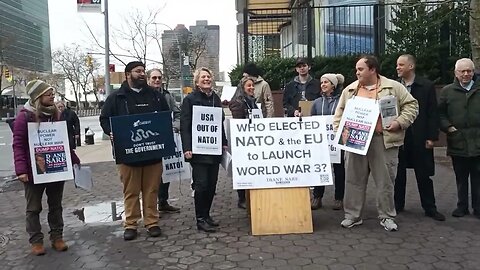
[31,243,46,256]
[51,239,68,251]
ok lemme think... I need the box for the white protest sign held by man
[230,117,333,189]
[162,133,191,183]
[334,96,379,155]
[192,106,223,155]
[28,121,74,184]
[321,115,341,164]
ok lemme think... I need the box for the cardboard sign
[28,121,74,184]
[230,117,333,189]
[192,106,223,155]
[110,112,176,164]
[162,133,191,183]
[334,96,379,155]
[299,100,314,117]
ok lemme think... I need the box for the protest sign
[321,115,341,164]
[334,96,379,155]
[74,164,93,191]
[162,133,191,183]
[299,101,314,116]
[110,112,176,164]
[230,117,333,189]
[28,121,74,184]
[192,106,223,155]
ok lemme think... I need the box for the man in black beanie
[99,61,171,241]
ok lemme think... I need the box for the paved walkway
[0,141,479,270]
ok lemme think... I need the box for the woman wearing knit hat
[310,73,346,211]
[12,79,80,256]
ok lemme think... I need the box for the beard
[131,76,147,89]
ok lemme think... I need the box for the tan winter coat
[333,75,419,149]
[253,76,275,118]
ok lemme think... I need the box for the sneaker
[332,200,343,210]
[158,202,180,213]
[380,218,398,231]
[51,239,68,251]
[147,226,162,237]
[311,197,322,210]
[31,243,46,256]
[340,218,363,228]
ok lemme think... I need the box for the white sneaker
[380,218,398,231]
[340,218,363,228]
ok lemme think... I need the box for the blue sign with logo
[110,112,176,164]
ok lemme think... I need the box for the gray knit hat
[26,80,53,101]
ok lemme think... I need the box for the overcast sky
[47,0,238,77]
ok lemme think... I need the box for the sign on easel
[333,96,379,155]
[192,106,223,155]
[28,121,74,184]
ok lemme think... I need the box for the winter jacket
[158,88,181,131]
[13,107,81,184]
[310,92,341,116]
[229,95,258,119]
[438,78,480,157]
[284,75,321,117]
[253,76,274,118]
[62,107,80,150]
[180,88,228,164]
[333,75,419,149]
[99,81,171,166]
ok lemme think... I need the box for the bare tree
[471,0,480,70]
[52,45,97,108]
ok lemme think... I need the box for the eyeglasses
[151,76,162,81]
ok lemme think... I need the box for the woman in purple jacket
[13,80,80,256]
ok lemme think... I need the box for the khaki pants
[344,134,398,220]
[118,162,162,229]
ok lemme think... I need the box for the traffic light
[3,67,11,81]
[86,55,93,68]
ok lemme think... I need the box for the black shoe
[238,201,246,209]
[425,211,446,221]
[205,216,219,227]
[395,206,404,212]
[147,226,162,237]
[473,211,480,219]
[311,197,322,210]
[158,202,180,213]
[196,219,217,233]
[452,208,469,217]
[123,229,138,241]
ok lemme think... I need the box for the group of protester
[12,53,479,256]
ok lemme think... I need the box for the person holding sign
[310,73,346,211]
[333,55,418,232]
[147,68,181,213]
[13,80,80,256]
[284,57,321,117]
[181,67,228,233]
[99,61,171,241]
[229,77,259,209]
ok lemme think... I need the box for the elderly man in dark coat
[394,54,446,221]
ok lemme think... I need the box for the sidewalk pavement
[0,142,479,270]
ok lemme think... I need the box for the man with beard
[99,61,171,240]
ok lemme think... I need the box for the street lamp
[152,22,184,102]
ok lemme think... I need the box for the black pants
[313,152,345,200]
[158,181,170,206]
[192,163,219,220]
[238,190,246,202]
[451,156,480,213]
[394,147,438,213]
[24,181,65,244]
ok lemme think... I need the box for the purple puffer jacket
[13,108,81,183]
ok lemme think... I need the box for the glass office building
[0,0,52,72]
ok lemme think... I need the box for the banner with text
[162,133,191,183]
[333,96,379,155]
[77,0,102,13]
[230,117,333,189]
[192,106,223,155]
[28,121,74,184]
[110,112,176,164]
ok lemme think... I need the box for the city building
[189,20,220,81]
[0,0,52,72]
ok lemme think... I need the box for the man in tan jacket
[242,63,275,118]
[333,55,418,231]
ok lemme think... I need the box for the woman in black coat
[228,77,258,209]
[180,67,228,233]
